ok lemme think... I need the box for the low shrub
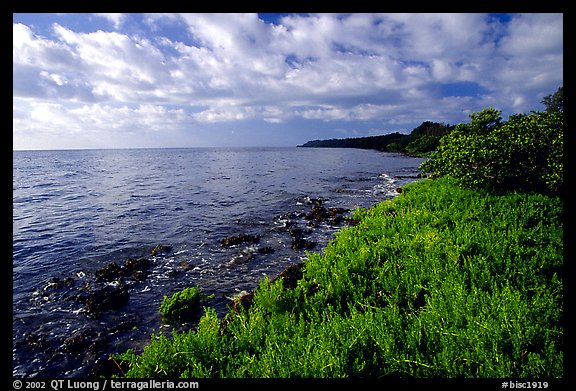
[159,286,203,323]
[114,178,563,378]
[419,108,563,195]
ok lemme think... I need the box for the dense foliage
[419,108,563,195]
[114,178,563,378]
[159,287,205,323]
[299,121,453,156]
[542,86,563,113]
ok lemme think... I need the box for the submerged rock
[291,237,317,250]
[305,205,349,225]
[289,227,317,250]
[95,262,124,282]
[37,256,154,318]
[257,246,275,254]
[63,327,108,354]
[302,195,324,206]
[80,281,130,316]
[177,261,194,271]
[43,276,75,291]
[151,244,172,255]
[95,258,152,283]
[123,257,152,281]
[222,248,255,268]
[219,233,261,247]
[21,244,174,377]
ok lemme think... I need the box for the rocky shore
[15,193,356,377]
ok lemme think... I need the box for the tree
[419,109,563,195]
[466,108,503,135]
[405,135,442,155]
[541,86,563,113]
[410,121,453,137]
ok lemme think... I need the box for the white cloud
[53,24,171,100]
[12,13,563,149]
[192,106,254,123]
[500,13,563,57]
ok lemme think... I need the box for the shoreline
[14,171,414,378]
[114,177,563,378]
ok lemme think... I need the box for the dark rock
[151,244,172,255]
[107,313,142,334]
[231,290,253,313]
[271,262,304,290]
[123,258,152,280]
[343,216,361,226]
[131,270,149,281]
[304,204,348,224]
[95,258,152,283]
[43,276,75,291]
[257,246,275,254]
[220,290,254,333]
[82,282,130,316]
[305,205,329,222]
[220,233,260,247]
[124,257,152,272]
[327,207,348,216]
[334,187,353,194]
[63,327,108,354]
[291,238,317,250]
[23,332,52,351]
[289,228,311,239]
[302,196,324,206]
[95,262,123,282]
[289,227,316,250]
[177,261,193,271]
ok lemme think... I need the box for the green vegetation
[299,86,564,168]
[542,86,563,113]
[114,177,563,378]
[114,87,563,378]
[419,108,563,195]
[159,287,213,323]
[298,121,453,156]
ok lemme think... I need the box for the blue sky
[13,13,563,150]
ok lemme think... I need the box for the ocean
[13,147,424,377]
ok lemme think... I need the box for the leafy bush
[405,134,442,155]
[114,178,563,378]
[419,108,563,195]
[159,286,203,323]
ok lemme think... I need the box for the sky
[13,13,563,150]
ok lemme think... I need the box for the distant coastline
[297,121,453,157]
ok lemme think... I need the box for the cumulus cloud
[13,13,563,149]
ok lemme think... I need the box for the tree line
[421,86,563,195]
[300,86,563,195]
[298,120,453,156]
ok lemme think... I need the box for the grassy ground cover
[114,177,563,378]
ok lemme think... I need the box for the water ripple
[13,147,424,377]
